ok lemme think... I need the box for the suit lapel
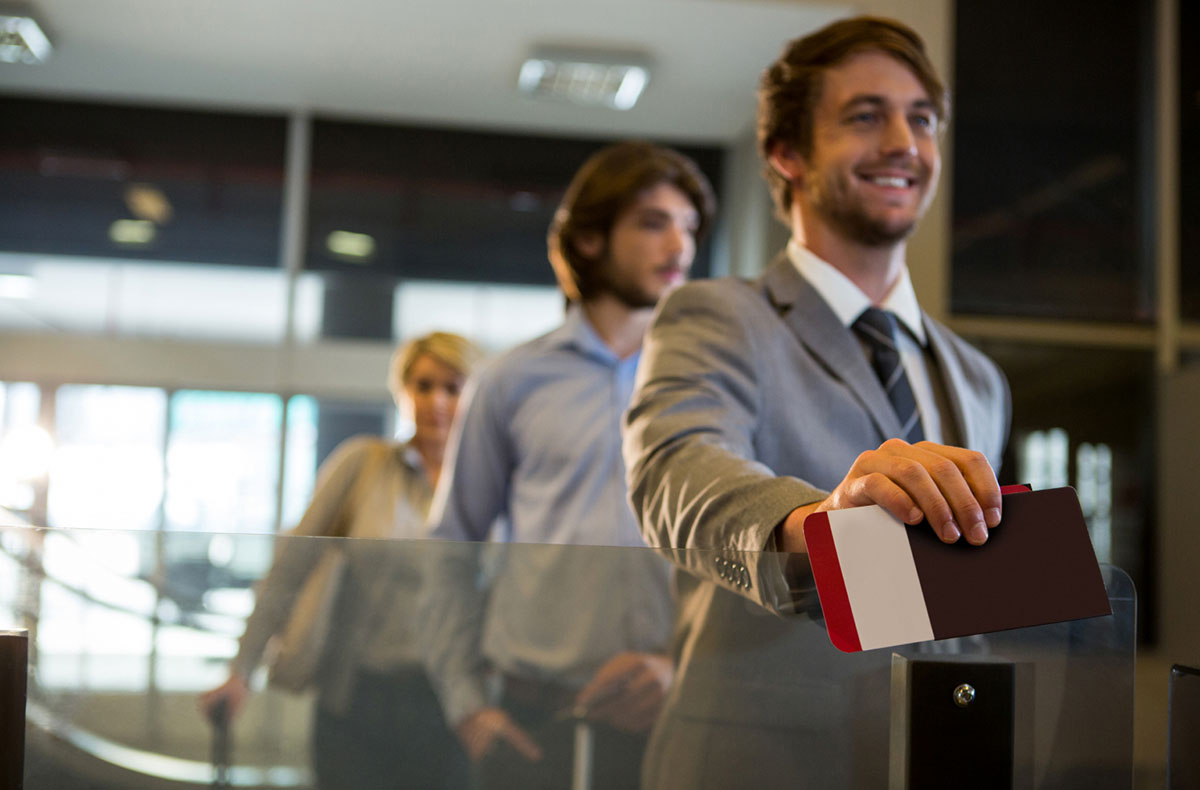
[924,316,977,451]
[760,257,902,440]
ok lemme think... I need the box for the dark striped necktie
[853,307,925,443]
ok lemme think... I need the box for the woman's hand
[198,673,251,725]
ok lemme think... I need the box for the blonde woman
[201,331,482,790]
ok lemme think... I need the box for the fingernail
[907,508,923,524]
[942,520,960,542]
[969,521,988,545]
[985,508,1002,527]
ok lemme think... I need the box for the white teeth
[869,176,909,188]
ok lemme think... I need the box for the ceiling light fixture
[125,184,173,225]
[326,230,375,261]
[517,48,651,111]
[109,219,156,246]
[0,6,52,64]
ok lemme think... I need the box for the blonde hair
[387,331,482,402]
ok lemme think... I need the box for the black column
[1,630,28,790]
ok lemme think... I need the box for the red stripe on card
[1001,484,1032,494]
[804,511,862,653]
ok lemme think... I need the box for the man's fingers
[458,709,542,763]
[499,722,543,762]
[909,444,1000,545]
[821,471,922,527]
[586,682,664,733]
[463,731,488,761]
[585,674,654,721]
[458,722,490,761]
[876,442,989,543]
[826,441,1002,547]
[940,445,1003,527]
[914,450,981,542]
[576,669,633,708]
[600,699,660,733]
[578,655,672,732]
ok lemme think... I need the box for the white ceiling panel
[0,0,855,142]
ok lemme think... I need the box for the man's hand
[573,652,673,733]
[779,439,1002,553]
[455,707,543,763]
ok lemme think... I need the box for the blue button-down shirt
[421,306,674,725]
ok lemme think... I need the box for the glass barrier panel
[3,525,1135,789]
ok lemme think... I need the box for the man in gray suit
[622,16,1010,788]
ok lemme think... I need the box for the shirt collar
[786,238,926,345]
[549,303,629,365]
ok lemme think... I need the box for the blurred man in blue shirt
[420,141,715,789]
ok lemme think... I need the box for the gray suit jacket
[622,256,1010,788]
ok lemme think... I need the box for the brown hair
[547,141,716,302]
[757,16,949,222]
[387,331,483,403]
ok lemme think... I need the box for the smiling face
[580,181,700,309]
[793,50,941,247]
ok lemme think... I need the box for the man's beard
[591,265,662,310]
[807,167,932,248]
[818,199,918,247]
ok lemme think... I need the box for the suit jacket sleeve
[623,280,826,614]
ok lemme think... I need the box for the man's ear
[767,141,806,185]
[573,231,605,261]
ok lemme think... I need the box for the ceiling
[0,0,858,144]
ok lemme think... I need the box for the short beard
[819,202,917,247]
[593,270,660,310]
[805,161,934,248]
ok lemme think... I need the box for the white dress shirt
[787,239,945,444]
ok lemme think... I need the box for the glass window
[48,385,166,532]
[163,391,282,534]
[312,398,394,472]
[951,0,1154,322]
[0,381,45,514]
[0,97,288,342]
[974,340,1156,638]
[281,395,319,530]
[304,119,723,340]
[0,253,296,342]
[1017,429,1114,564]
[160,391,284,627]
[1076,442,1114,564]
[394,280,562,352]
